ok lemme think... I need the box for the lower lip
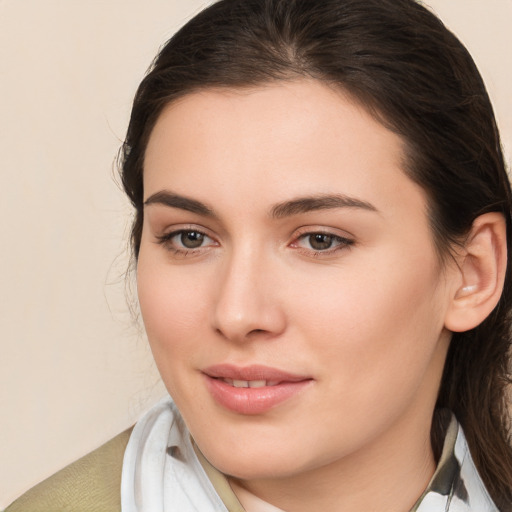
[203,375,312,415]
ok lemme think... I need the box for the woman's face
[137,81,456,484]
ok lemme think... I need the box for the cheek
[136,259,215,407]
[136,255,210,365]
[287,265,447,447]
[290,248,446,386]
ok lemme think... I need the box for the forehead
[143,80,425,220]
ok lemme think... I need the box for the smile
[202,364,313,415]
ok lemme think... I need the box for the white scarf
[121,396,229,512]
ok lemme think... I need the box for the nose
[211,248,287,343]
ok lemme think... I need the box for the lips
[202,364,313,415]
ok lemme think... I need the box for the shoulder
[4,427,133,512]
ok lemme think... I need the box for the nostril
[216,327,264,336]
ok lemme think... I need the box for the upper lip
[202,364,311,383]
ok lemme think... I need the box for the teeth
[233,380,249,388]
[248,380,266,388]
[222,379,278,388]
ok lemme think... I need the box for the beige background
[1,0,510,507]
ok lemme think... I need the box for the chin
[212,452,301,481]
[195,427,320,481]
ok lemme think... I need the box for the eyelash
[291,231,354,256]
[155,229,217,256]
[155,228,354,257]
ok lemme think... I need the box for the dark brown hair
[120,0,512,507]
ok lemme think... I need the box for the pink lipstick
[202,364,313,415]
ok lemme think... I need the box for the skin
[137,80,461,512]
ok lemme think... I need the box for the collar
[412,411,498,511]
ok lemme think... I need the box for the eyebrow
[270,194,378,218]
[144,191,215,217]
[144,190,378,218]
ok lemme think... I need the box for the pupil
[310,234,332,250]
[181,231,204,248]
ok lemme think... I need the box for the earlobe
[444,212,507,333]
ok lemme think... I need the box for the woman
[6,0,511,510]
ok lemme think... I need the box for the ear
[444,212,507,333]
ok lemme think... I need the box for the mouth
[202,364,313,415]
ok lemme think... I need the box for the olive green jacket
[4,428,132,512]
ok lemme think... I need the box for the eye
[156,229,217,253]
[304,233,337,251]
[292,231,354,254]
[174,230,207,249]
